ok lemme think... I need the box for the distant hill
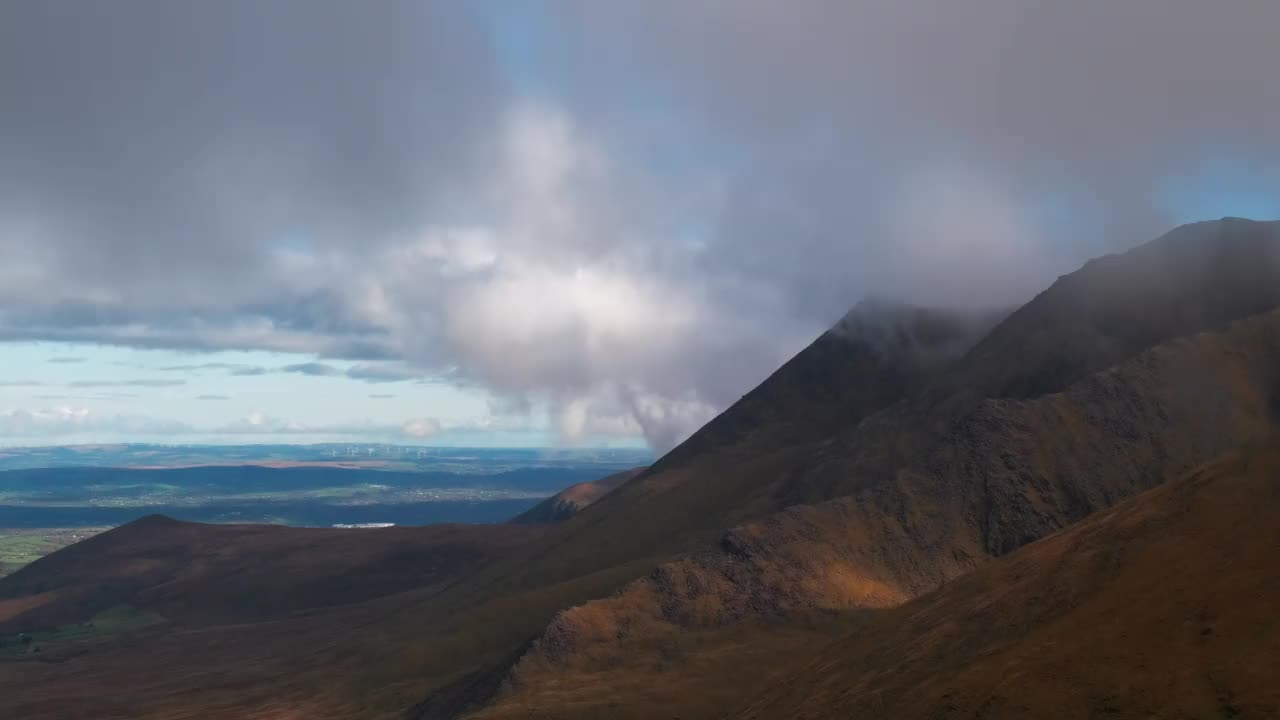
[0,515,543,631]
[509,468,645,524]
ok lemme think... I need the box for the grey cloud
[159,362,255,372]
[369,394,395,400]
[2,3,1279,450]
[47,356,86,364]
[196,394,231,401]
[164,359,424,383]
[34,393,141,401]
[68,379,186,388]
[281,362,341,377]
[345,364,423,383]
[231,367,269,376]
[0,381,44,387]
[275,361,421,383]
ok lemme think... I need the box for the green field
[0,604,164,656]
[0,527,109,577]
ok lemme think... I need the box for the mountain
[510,468,645,524]
[475,439,1280,719]
[448,304,1280,718]
[0,218,1277,720]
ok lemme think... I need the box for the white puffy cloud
[401,418,442,440]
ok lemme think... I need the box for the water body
[0,498,541,528]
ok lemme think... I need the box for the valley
[0,448,650,574]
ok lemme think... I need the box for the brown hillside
[735,441,1280,719]
[454,308,1280,718]
[0,515,543,631]
[472,441,1280,720]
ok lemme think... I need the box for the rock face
[509,468,645,524]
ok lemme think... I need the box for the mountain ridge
[0,218,1278,720]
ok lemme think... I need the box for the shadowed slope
[0,515,544,631]
[952,217,1280,399]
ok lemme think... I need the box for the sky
[1,1,1278,450]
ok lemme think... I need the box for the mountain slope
[0,515,543,631]
[510,468,645,524]
[459,219,1280,602]
[472,440,1280,720]
[452,307,1280,718]
[951,217,1280,399]
[735,440,1280,719]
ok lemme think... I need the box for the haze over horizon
[3,2,1279,450]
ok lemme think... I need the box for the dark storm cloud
[2,1,1279,449]
[0,0,498,337]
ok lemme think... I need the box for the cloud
[401,418,442,439]
[196,394,230,401]
[162,359,426,383]
[216,412,449,442]
[0,380,44,387]
[345,363,423,383]
[2,2,1280,450]
[34,393,140,401]
[68,379,186,388]
[369,394,395,399]
[0,406,193,437]
[158,362,265,375]
[47,356,86,364]
[281,362,342,377]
